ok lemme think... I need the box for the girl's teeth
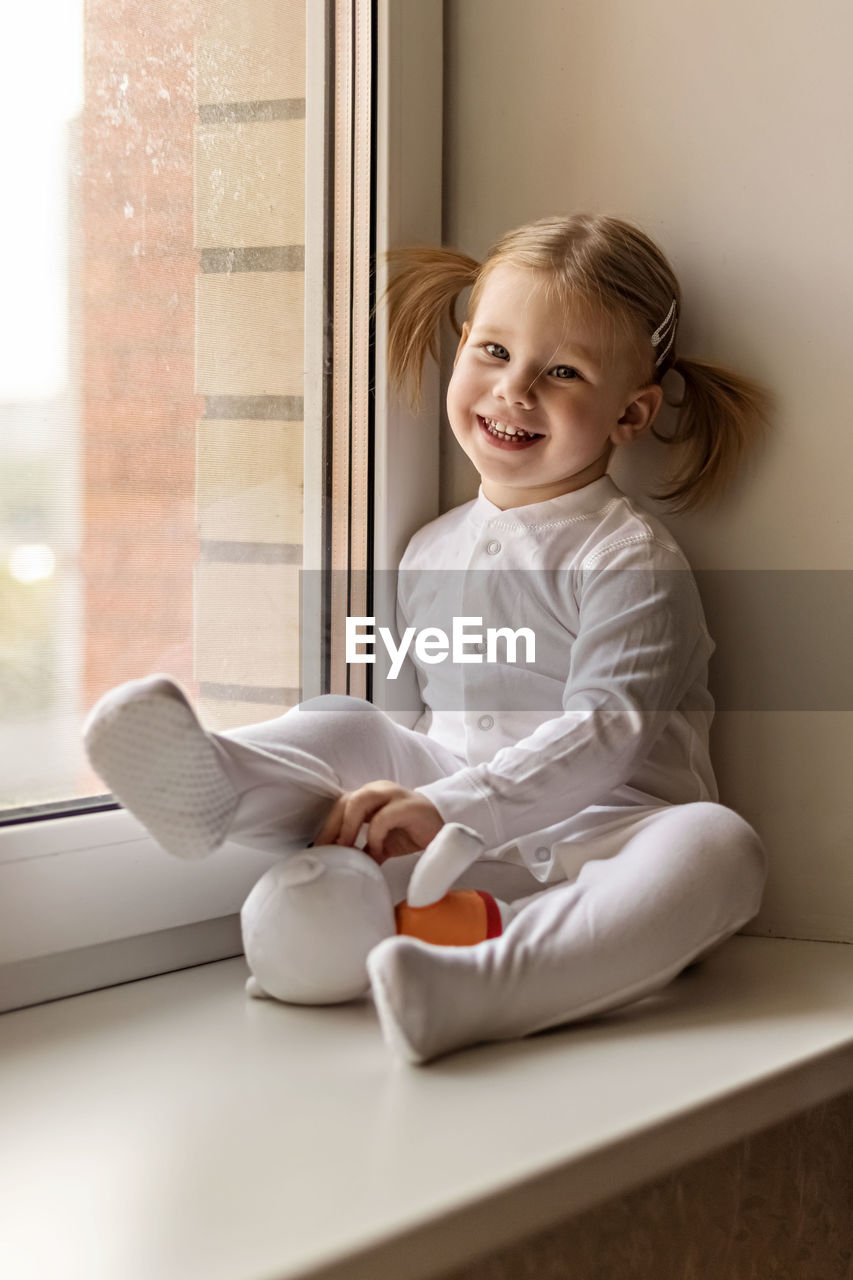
[484,417,536,441]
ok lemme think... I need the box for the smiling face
[446,264,663,510]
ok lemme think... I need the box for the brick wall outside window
[81,0,306,744]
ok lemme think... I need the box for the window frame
[0,0,442,1014]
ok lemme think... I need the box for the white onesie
[83,473,767,1062]
[389,474,718,881]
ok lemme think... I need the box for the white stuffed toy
[241,822,514,1005]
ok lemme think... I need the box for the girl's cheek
[446,380,467,424]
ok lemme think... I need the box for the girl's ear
[453,323,470,368]
[611,383,664,445]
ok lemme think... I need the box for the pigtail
[651,356,772,513]
[383,246,480,409]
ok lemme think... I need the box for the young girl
[84,214,770,1064]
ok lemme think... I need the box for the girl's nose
[493,368,536,410]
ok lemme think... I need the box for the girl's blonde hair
[384,214,770,512]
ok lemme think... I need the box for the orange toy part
[394,889,502,946]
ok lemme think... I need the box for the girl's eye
[484,343,510,361]
[551,365,580,380]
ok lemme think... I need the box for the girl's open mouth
[477,415,543,451]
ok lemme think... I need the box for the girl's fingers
[337,790,393,849]
[336,803,368,849]
[317,789,389,847]
[313,798,343,846]
[367,797,444,862]
[381,829,412,860]
[366,806,401,861]
[314,783,410,852]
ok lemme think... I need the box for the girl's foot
[367,934,494,1064]
[83,674,239,859]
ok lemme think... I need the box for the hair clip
[651,299,677,367]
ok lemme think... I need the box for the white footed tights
[370,801,766,1061]
[84,680,766,1062]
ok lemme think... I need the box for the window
[0,0,442,1013]
[2,1,313,820]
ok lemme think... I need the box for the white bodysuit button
[485,539,501,555]
[534,846,550,862]
[477,714,494,730]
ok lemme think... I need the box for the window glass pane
[0,1,310,815]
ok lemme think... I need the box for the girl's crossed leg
[83,675,469,861]
[367,801,767,1063]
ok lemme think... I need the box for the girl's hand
[313,781,444,864]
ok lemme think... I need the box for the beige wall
[442,0,853,941]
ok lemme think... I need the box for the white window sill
[2,934,852,1280]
